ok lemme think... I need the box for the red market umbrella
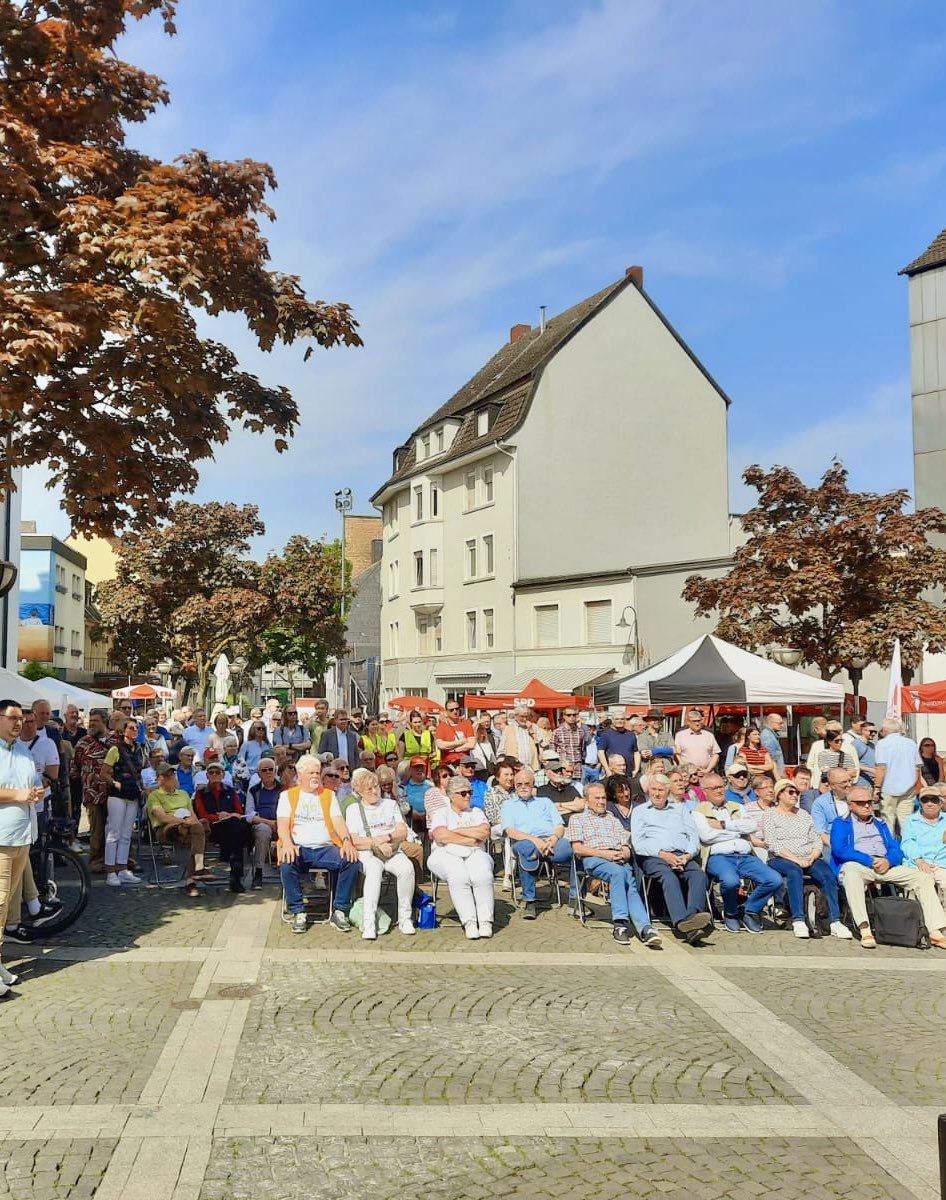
[111,683,176,701]
[387,696,444,715]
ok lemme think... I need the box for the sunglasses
[455,788,472,796]
[848,798,872,806]
[783,786,799,794]
[921,796,941,804]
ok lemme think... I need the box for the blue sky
[23,0,946,552]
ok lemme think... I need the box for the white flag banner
[886,638,902,720]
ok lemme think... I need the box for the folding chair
[280,866,335,926]
[143,819,187,889]
[508,838,564,908]
[429,874,462,927]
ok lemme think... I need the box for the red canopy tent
[388,696,444,715]
[464,678,591,716]
[900,682,946,713]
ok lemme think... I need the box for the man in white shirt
[276,754,360,934]
[874,718,923,835]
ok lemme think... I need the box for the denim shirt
[630,800,700,858]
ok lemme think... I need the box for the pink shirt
[673,728,721,770]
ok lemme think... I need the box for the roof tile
[900,227,946,276]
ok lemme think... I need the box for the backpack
[803,883,831,938]
[867,893,931,949]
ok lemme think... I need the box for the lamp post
[616,606,639,669]
[334,488,353,709]
[0,557,17,671]
[848,656,868,706]
[770,646,804,668]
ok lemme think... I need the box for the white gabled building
[371,267,736,705]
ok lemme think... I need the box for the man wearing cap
[225,707,245,748]
[537,754,584,824]
[580,713,601,784]
[724,764,756,806]
[455,755,486,810]
[673,710,721,776]
[552,706,587,778]
[403,757,432,834]
[597,713,639,778]
[193,763,253,892]
[245,757,281,888]
[146,763,213,897]
[637,710,673,765]
[501,767,574,919]
[435,702,476,768]
[901,788,946,903]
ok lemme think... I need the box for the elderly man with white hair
[429,775,495,939]
[501,766,574,919]
[501,707,540,770]
[874,718,923,834]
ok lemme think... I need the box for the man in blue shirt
[501,767,574,919]
[724,765,756,806]
[457,755,486,810]
[597,714,639,777]
[0,700,45,995]
[848,719,877,791]
[760,714,785,778]
[631,773,712,942]
[811,767,852,851]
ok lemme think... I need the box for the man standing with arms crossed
[0,700,45,997]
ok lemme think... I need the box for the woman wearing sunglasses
[428,775,494,940]
[763,778,851,940]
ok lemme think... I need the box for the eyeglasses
[783,787,799,795]
[446,707,460,714]
[260,766,275,772]
[920,796,941,804]
[338,766,350,773]
[455,788,472,796]
[563,711,578,717]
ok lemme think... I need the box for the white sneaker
[117,870,142,885]
[792,920,810,939]
[464,921,480,940]
[501,875,512,892]
[0,964,18,987]
[478,922,493,939]
[830,921,853,940]
[105,873,121,887]
[398,920,416,936]
[361,923,377,941]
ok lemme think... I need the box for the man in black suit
[318,710,360,770]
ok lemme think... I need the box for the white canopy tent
[0,668,57,707]
[28,676,109,713]
[594,635,844,707]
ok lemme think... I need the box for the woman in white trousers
[346,768,416,940]
[104,719,145,886]
[428,775,495,940]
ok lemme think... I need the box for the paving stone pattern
[47,880,235,948]
[715,966,946,1104]
[200,1135,915,1200]
[228,962,800,1107]
[0,1138,117,1199]
[0,961,198,1106]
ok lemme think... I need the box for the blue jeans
[512,838,574,900]
[705,853,784,917]
[280,844,361,914]
[580,856,651,932]
[637,856,708,926]
[768,856,840,922]
[582,766,602,785]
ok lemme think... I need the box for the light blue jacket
[631,801,700,858]
[901,811,946,868]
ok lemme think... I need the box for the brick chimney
[625,265,644,288]
[509,323,531,344]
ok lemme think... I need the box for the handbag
[867,892,930,949]
[357,801,403,861]
[415,891,437,929]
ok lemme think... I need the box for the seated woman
[734,726,777,778]
[194,763,253,892]
[763,778,851,940]
[605,773,634,833]
[428,775,495,940]
[345,767,416,940]
[147,763,213,897]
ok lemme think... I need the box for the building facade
[17,529,87,678]
[372,268,735,705]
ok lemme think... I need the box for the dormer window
[416,433,431,461]
[435,428,444,453]
[476,409,490,437]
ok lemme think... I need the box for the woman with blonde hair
[345,767,416,940]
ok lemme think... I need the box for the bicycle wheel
[35,847,91,936]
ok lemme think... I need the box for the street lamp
[847,656,868,704]
[770,646,804,668]
[334,488,353,619]
[616,605,639,669]
[0,560,17,598]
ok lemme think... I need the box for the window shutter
[585,600,612,645]
[534,605,559,648]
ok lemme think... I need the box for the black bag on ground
[803,883,830,937]
[867,893,930,949]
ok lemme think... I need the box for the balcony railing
[55,584,67,594]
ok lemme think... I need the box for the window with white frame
[534,604,559,648]
[413,550,424,588]
[483,534,494,577]
[429,548,439,586]
[484,608,495,649]
[435,428,444,453]
[388,560,399,599]
[465,539,477,579]
[483,465,494,504]
[584,599,612,645]
[466,610,477,650]
[464,471,476,511]
[476,409,490,436]
[419,434,430,460]
[417,613,442,655]
[414,485,424,522]
[389,622,400,656]
[430,481,439,517]
[385,498,399,538]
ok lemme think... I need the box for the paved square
[0,1138,118,1199]
[51,885,235,949]
[200,1134,916,1200]
[228,961,799,1106]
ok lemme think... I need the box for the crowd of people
[1,693,946,997]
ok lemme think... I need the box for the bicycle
[28,817,92,937]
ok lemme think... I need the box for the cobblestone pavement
[200,1134,917,1200]
[229,962,798,1106]
[2,873,944,1200]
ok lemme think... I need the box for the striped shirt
[567,808,629,852]
[762,808,820,859]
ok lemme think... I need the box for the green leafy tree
[20,660,59,681]
[0,0,361,533]
[683,462,946,679]
[257,535,347,682]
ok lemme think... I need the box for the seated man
[501,766,574,920]
[567,781,661,948]
[402,756,431,835]
[193,763,253,892]
[630,773,713,942]
[901,788,946,902]
[792,765,820,814]
[456,755,487,810]
[140,747,166,797]
[831,784,946,949]
[723,764,756,806]
[277,754,361,934]
[245,757,281,889]
[811,768,852,850]
[537,754,585,824]
[694,774,783,933]
[146,763,212,897]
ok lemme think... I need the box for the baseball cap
[458,754,477,767]
[410,756,427,767]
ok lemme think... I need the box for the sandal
[184,882,201,898]
[192,869,216,881]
